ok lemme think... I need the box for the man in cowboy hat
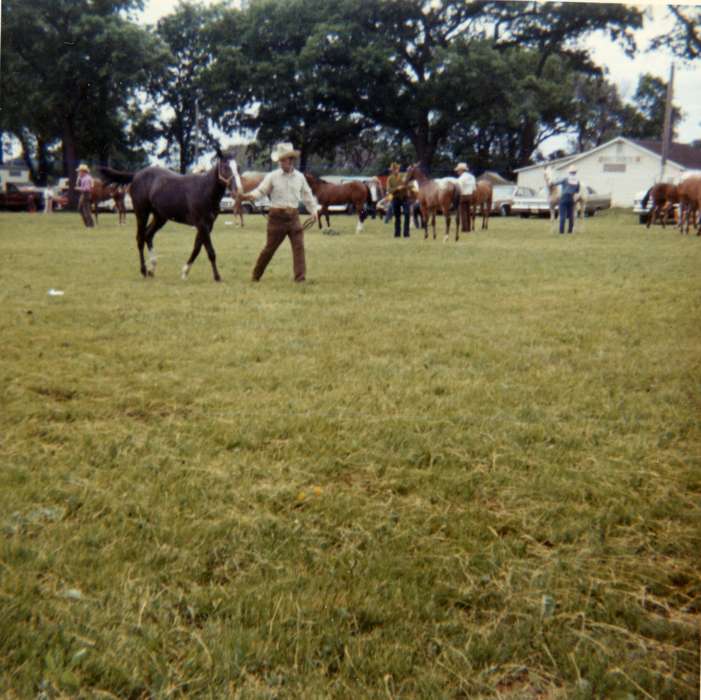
[455,162,476,233]
[386,161,411,237]
[553,165,580,234]
[241,142,319,282]
[75,163,94,228]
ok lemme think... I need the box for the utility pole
[660,63,674,182]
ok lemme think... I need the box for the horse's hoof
[147,270,154,277]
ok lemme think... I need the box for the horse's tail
[641,186,652,209]
[98,166,134,185]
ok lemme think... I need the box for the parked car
[0,182,44,211]
[490,184,523,216]
[512,185,611,218]
[219,193,271,214]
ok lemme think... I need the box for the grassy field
[1,207,700,699]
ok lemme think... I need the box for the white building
[0,159,31,186]
[514,137,701,207]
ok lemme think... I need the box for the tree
[146,1,226,173]
[210,0,371,171]
[649,5,701,61]
[1,0,157,189]
[620,73,683,141]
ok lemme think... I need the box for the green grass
[1,208,700,699]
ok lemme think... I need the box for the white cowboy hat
[76,163,90,172]
[455,162,469,173]
[568,166,577,174]
[271,142,300,162]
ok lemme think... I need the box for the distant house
[514,137,701,207]
[0,159,31,186]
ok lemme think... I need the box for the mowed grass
[1,208,700,699]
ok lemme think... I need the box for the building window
[604,163,626,173]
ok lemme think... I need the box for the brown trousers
[78,192,94,227]
[459,194,474,233]
[252,208,306,282]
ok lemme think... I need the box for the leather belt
[269,207,299,214]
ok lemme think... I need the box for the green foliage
[146,1,229,172]
[1,0,159,178]
[0,209,700,698]
[649,6,701,61]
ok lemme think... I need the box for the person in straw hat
[241,142,320,282]
[386,161,411,237]
[455,162,476,233]
[553,165,581,234]
[75,163,95,228]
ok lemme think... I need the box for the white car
[220,194,270,214]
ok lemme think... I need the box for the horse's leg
[432,212,437,240]
[200,226,222,282]
[182,231,204,280]
[135,211,150,278]
[144,215,167,276]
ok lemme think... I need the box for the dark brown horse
[304,174,371,232]
[404,164,459,241]
[642,183,679,228]
[99,148,238,281]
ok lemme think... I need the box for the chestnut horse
[473,181,493,230]
[99,148,238,281]
[304,174,371,233]
[90,180,127,224]
[677,175,701,235]
[404,164,459,241]
[233,172,266,226]
[641,183,678,228]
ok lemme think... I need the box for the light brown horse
[473,181,493,230]
[304,174,371,232]
[233,172,266,226]
[642,183,678,228]
[90,179,126,224]
[677,175,701,235]
[404,164,459,241]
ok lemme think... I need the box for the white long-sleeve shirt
[248,168,319,214]
[457,171,476,196]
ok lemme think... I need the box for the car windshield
[514,187,535,197]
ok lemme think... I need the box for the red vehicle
[0,183,44,211]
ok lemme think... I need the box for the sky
[139,0,700,156]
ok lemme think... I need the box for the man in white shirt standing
[242,142,320,282]
[455,162,476,233]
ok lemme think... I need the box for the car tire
[639,214,648,225]
[242,203,253,215]
[500,204,510,217]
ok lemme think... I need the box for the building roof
[631,139,701,169]
[514,136,701,173]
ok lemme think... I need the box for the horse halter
[217,159,235,189]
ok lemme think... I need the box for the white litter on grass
[224,220,234,225]
[47,289,64,296]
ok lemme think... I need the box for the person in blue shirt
[555,166,580,234]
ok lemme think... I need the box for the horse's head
[404,163,419,183]
[544,167,553,186]
[214,147,239,194]
[304,173,318,189]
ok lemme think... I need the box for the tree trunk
[62,118,80,208]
